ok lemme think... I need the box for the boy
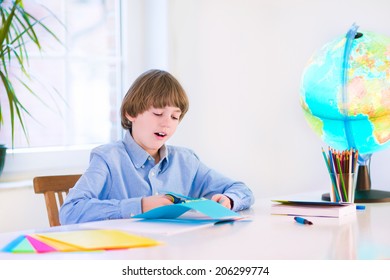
[59,69,254,224]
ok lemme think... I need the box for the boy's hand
[211,194,232,209]
[141,195,173,213]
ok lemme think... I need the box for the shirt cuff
[120,197,142,218]
[224,193,242,212]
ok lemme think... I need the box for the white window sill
[0,180,33,190]
[0,144,96,184]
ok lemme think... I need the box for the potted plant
[0,0,61,175]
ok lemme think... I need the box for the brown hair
[121,69,189,129]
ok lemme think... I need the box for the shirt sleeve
[59,154,142,225]
[189,156,255,212]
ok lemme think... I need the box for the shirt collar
[159,145,169,173]
[123,130,170,169]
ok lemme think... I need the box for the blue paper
[133,198,241,220]
[1,235,26,252]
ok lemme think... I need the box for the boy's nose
[160,116,171,127]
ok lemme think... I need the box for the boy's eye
[153,112,162,116]
[171,116,179,120]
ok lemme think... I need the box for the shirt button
[141,165,145,168]
[151,171,155,176]
[148,157,152,161]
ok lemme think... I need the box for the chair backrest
[33,174,81,227]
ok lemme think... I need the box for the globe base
[355,189,390,203]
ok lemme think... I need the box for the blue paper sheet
[133,197,241,221]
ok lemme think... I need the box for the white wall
[0,184,49,232]
[0,148,91,232]
[127,0,390,199]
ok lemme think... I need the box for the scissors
[165,193,188,204]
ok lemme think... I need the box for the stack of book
[270,200,356,218]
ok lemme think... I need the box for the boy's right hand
[141,195,173,213]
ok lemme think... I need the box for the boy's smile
[126,106,181,161]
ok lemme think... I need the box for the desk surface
[1,193,390,260]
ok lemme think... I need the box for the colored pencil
[322,147,359,203]
[336,154,348,202]
[321,148,341,202]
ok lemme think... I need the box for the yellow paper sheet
[30,234,82,252]
[35,229,160,251]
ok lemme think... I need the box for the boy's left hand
[211,194,232,209]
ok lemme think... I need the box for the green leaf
[0,1,18,46]
[0,0,63,147]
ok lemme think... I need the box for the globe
[300,24,390,202]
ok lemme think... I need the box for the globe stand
[322,165,390,203]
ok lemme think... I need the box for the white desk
[1,194,390,260]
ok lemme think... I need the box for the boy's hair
[121,69,189,129]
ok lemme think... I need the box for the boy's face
[126,106,182,157]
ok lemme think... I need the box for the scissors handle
[165,194,186,204]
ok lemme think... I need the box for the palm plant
[0,0,61,147]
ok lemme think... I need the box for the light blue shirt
[59,131,254,224]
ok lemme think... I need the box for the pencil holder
[330,172,357,203]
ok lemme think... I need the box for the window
[0,0,125,181]
[1,0,124,148]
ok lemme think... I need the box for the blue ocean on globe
[300,24,390,161]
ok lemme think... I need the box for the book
[270,200,356,218]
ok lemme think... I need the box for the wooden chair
[33,174,81,227]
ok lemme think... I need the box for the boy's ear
[125,112,135,122]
